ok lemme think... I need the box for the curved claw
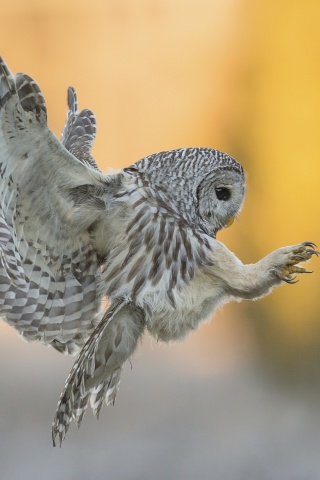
[306,249,320,257]
[282,276,299,284]
[303,241,317,249]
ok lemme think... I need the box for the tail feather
[52,300,145,446]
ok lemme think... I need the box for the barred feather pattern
[51,173,216,443]
[102,177,214,308]
[52,299,145,446]
[0,57,250,445]
[0,57,107,354]
[61,86,100,171]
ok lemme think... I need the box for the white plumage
[0,57,317,446]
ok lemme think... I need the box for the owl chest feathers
[96,179,221,342]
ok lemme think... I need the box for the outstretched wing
[0,57,113,354]
[61,86,100,171]
[52,299,145,446]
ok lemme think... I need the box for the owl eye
[215,187,231,201]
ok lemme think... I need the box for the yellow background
[0,1,320,478]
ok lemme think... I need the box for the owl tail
[51,299,145,447]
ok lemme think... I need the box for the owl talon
[306,249,320,257]
[275,240,319,285]
[282,276,298,284]
[291,247,320,262]
[302,241,317,249]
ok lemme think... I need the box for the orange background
[2,0,320,367]
[0,1,320,478]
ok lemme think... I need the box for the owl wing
[52,298,145,446]
[0,57,114,354]
[61,86,101,171]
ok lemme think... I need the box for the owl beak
[225,217,234,228]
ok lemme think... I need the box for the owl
[0,57,317,446]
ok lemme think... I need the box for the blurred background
[1,1,320,479]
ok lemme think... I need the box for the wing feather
[0,57,112,353]
[61,86,100,171]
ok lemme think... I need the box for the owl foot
[276,241,319,284]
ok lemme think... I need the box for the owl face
[129,147,245,237]
[197,168,245,236]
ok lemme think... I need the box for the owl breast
[142,270,226,342]
[98,177,225,342]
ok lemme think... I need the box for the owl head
[127,147,246,237]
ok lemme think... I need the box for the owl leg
[275,242,317,283]
[51,299,145,447]
[208,240,318,300]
